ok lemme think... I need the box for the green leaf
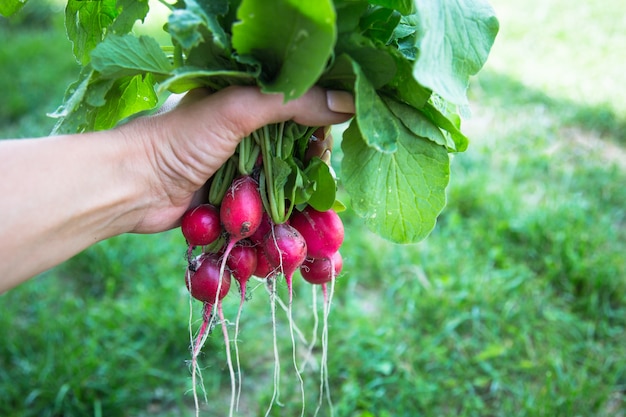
[383,97,452,150]
[413,0,499,105]
[334,0,368,34]
[360,7,401,44]
[91,34,173,79]
[383,48,431,110]
[64,0,149,65]
[304,158,337,212]
[158,67,257,93]
[93,73,158,130]
[167,9,206,51]
[337,34,396,89]
[49,67,96,134]
[341,119,449,243]
[65,0,117,65]
[421,101,469,152]
[0,0,27,17]
[369,0,414,16]
[352,60,400,153]
[110,0,150,35]
[168,0,229,52]
[232,0,336,101]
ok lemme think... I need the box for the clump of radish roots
[179,127,344,417]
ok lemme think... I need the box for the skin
[0,86,354,292]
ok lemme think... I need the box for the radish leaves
[232,0,336,100]
[47,0,498,243]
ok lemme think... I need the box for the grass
[1,1,625,416]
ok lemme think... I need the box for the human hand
[120,85,354,234]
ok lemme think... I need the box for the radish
[226,240,258,410]
[187,254,232,304]
[248,211,273,245]
[289,207,344,260]
[185,253,232,417]
[263,223,308,301]
[181,204,222,247]
[226,241,257,296]
[300,251,343,286]
[220,175,264,244]
[262,222,308,415]
[213,175,263,416]
[253,245,275,279]
[218,175,264,307]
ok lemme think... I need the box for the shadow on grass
[472,70,626,145]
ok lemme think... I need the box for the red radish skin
[225,240,258,411]
[226,241,257,300]
[181,204,222,247]
[263,223,308,296]
[253,245,275,279]
[263,222,309,413]
[248,212,273,245]
[187,254,232,304]
[289,207,344,259]
[218,175,264,303]
[300,251,343,285]
[220,176,264,242]
[185,253,233,415]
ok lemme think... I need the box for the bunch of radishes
[179,125,344,416]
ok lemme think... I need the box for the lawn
[1,1,625,416]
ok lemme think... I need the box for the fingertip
[326,90,355,114]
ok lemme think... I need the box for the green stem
[173,42,184,68]
[237,135,250,176]
[208,158,236,205]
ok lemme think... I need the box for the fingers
[170,86,354,144]
[215,86,355,135]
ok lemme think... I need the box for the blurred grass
[1,1,626,416]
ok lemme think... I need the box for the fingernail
[327,90,355,114]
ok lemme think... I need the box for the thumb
[173,85,354,150]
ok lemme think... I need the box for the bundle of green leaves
[4,0,499,243]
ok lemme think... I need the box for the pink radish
[217,175,263,416]
[185,253,233,414]
[181,204,222,247]
[248,211,273,245]
[187,253,231,304]
[220,176,263,243]
[289,207,344,259]
[263,222,308,414]
[226,241,257,295]
[263,223,307,302]
[300,251,343,286]
[253,245,275,279]
[218,175,264,297]
[225,240,257,411]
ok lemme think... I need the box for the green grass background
[1,1,625,416]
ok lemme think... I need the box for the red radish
[289,206,344,259]
[253,245,275,279]
[263,222,308,413]
[187,253,232,304]
[248,211,273,245]
[300,251,343,285]
[181,204,222,247]
[185,253,233,414]
[218,175,264,296]
[225,240,257,411]
[220,176,263,243]
[263,223,308,298]
[226,241,257,299]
